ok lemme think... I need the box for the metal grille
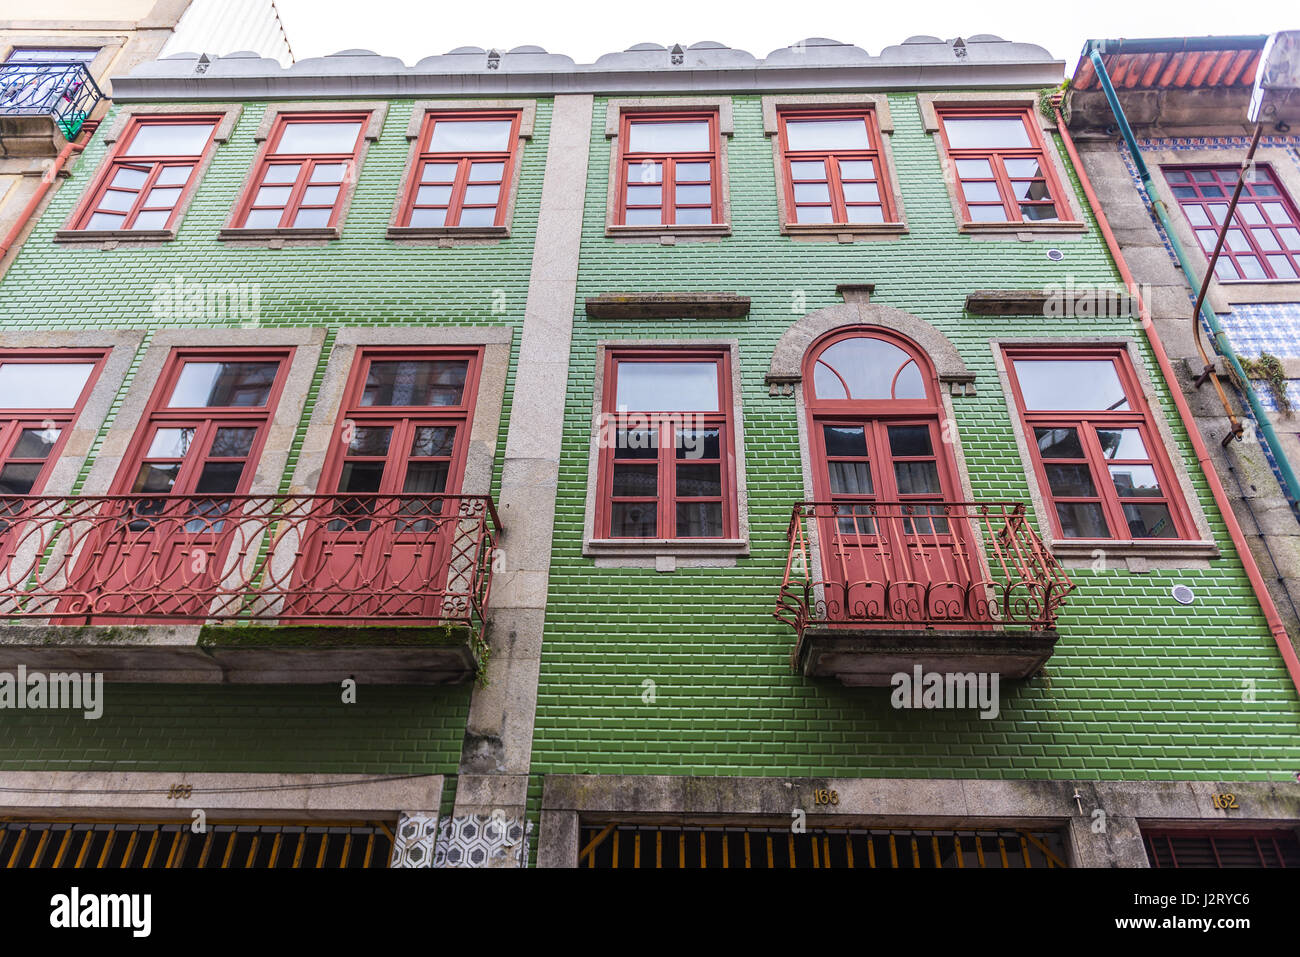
[0,821,393,868]
[1144,829,1299,868]
[579,824,1068,868]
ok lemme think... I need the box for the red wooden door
[60,354,286,622]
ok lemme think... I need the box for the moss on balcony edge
[196,623,470,648]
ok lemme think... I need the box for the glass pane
[676,463,721,497]
[338,461,384,493]
[1004,158,1044,178]
[1110,464,1163,497]
[842,182,879,203]
[795,206,833,224]
[614,429,658,459]
[1045,463,1097,497]
[675,501,722,537]
[794,182,831,204]
[274,121,362,154]
[311,163,346,183]
[1237,256,1266,279]
[410,426,455,457]
[942,116,1032,148]
[893,461,940,495]
[242,208,282,228]
[132,462,179,494]
[675,162,710,181]
[968,205,1008,222]
[1251,228,1282,251]
[1011,180,1052,201]
[828,461,872,495]
[11,428,59,459]
[469,161,505,182]
[835,503,877,536]
[1226,229,1251,252]
[421,162,458,184]
[1279,227,1300,250]
[1020,204,1060,222]
[124,122,214,156]
[1095,428,1148,460]
[887,425,933,457]
[626,185,662,205]
[1185,205,1211,227]
[1012,359,1128,411]
[822,425,867,457]
[845,205,884,223]
[1238,204,1265,225]
[1267,255,1298,279]
[1055,501,1108,538]
[262,164,300,184]
[458,207,497,227]
[1263,203,1293,225]
[302,185,339,206]
[615,361,718,412]
[0,463,41,495]
[0,362,95,409]
[347,426,392,456]
[99,189,136,212]
[408,207,447,227]
[813,337,924,400]
[790,160,826,180]
[194,461,243,494]
[837,159,874,180]
[627,120,710,153]
[416,185,453,206]
[784,118,869,151]
[1034,426,1085,459]
[146,427,195,459]
[292,207,331,228]
[209,427,256,458]
[168,362,278,408]
[610,502,655,537]
[675,184,710,205]
[156,166,193,187]
[254,185,292,207]
[676,428,720,460]
[630,161,663,184]
[144,186,183,208]
[428,119,513,152]
[401,460,449,494]
[1123,502,1176,538]
[955,158,993,178]
[111,167,149,189]
[1196,228,1219,250]
[1214,257,1241,280]
[463,184,500,205]
[623,208,662,225]
[1208,204,1229,224]
[362,360,469,407]
[962,181,1001,203]
[674,207,712,225]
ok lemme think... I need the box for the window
[0,352,104,496]
[399,112,519,228]
[71,116,219,231]
[616,113,719,227]
[1144,829,1300,868]
[597,351,734,539]
[3,48,97,64]
[1004,347,1193,541]
[235,113,368,229]
[777,109,893,225]
[1166,165,1300,281]
[937,109,1065,223]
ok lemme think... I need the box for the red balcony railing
[775,501,1073,636]
[0,493,500,638]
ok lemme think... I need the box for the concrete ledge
[0,623,478,684]
[585,292,750,320]
[795,626,1059,686]
[53,228,176,244]
[218,226,341,242]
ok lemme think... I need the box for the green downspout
[1088,47,1300,511]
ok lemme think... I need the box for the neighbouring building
[0,34,1298,869]
[0,0,292,275]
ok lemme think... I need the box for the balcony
[0,62,104,154]
[775,501,1074,686]
[0,493,500,684]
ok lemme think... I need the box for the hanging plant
[1239,351,1294,417]
[1038,80,1069,123]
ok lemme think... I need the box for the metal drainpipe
[1051,100,1300,690]
[1088,49,1300,513]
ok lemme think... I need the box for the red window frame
[231,112,369,229]
[1144,828,1300,868]
[398,110,520,228]
[936,107,1067,224]
[109,348,293,499]
[776,108,895,225]
[1165,164,1300,281]
[70,115,221,231]
[597,349,736,539]
[616,111,720,227]
[1003,346,1194,541]
[317,346,483,502]
[0,349,107,497]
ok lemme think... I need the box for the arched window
[811,333,927,402]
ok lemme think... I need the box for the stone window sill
[781,222,907,241]
[959,221,1086,237]
[218,226,341,242]
[585,537,749,570]
[1050,539,1220,569]
[386,225,509,242]
[606,223,731,240]
[54,228,175,244]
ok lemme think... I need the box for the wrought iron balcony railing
[0,493,500,639]
[0,62,105,138]
[775,501,1074,636]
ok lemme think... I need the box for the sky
[273,0,1294,74]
